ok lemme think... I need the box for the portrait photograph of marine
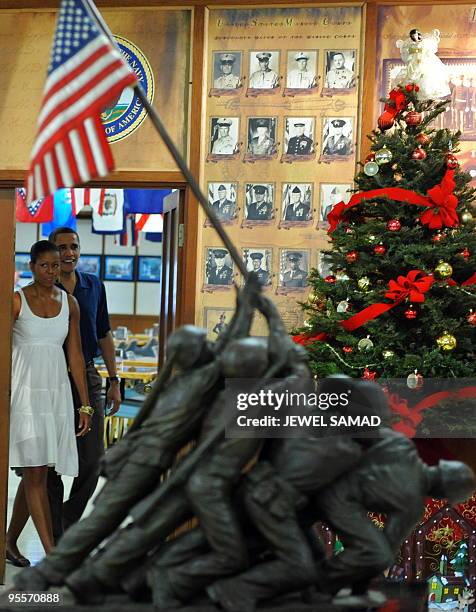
[247,51,280,93]
[317,251,333,278]
[204,247,235,288]
[210,51,242,95]
[323,49,357,93]
[207,117,240,160]
[278,249,309,291]
[243,248,272,287]
[204,307,234,340]
[319,182,352,228]
[206,182,237,226]
[285,50,318,93]
[282,117,315,162]
[321,117,354,161]
[243,183,275,225]
[281,183,313,226]
[245,117,278,160]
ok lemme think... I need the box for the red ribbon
[377,88,408,128]
[390,387,476,437]
[327,170,459,233]
[291,270,476,346]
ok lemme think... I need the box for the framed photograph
[319,183,352,228]
[248,50,280,90]
[246,116,278,159]
[207,182,237,224]
[104,255,134,281]
[321,117,354,160]
[281,183,313,224]
[243,247,272,286]
[211,51,242,93]
[244,183,275,223]
[282,117,315,160]
[317,252,333,278]
[285,50,318,91]
[204,247,234,287]
[278,249,309,291]
[15,253,32,279]
[208,117,240,157]
[323,50,357,92]
[76,254,101,277]
[204,307,235,341]
[138,256,162,282]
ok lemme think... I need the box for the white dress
[9,288,78,477]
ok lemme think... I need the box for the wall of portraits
[376,4,476,183]
[197,5,363,335]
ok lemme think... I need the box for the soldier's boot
[147,565,182,610]
[65,564,112,606]
[207,579,257,612]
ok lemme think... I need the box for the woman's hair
[30,240,60,264]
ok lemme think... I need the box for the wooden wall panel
[0,190,15,584]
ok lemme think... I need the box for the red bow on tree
[420,170,459,229]
[377,88,408,130]
[385,270,434,303]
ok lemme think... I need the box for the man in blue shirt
[47,227,121,541]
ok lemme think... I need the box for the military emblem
[101,36,154,143]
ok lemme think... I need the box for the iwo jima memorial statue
[6,5,476,609]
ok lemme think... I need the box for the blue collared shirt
[58,271,111,363]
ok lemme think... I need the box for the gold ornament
[436,332,457,351]
[357,276,371,291]
[461,211,473,224]
[434,260,453,280]
[382,350,396,360]
[394,172,403,182]
[308,291,326,310]
[358,336,374,352]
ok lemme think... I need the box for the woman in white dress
[6,240,92,564]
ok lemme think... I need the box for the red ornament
[468,311,476,326]
[365,152,376,163]
[416,133,431,146]
[405,83,414,92]
[378,115,394,131]
[412,147,427,160]
[414,85,420,92]
[404,306,418,320]
[432,232,445,243]
[343,346,354,354]
[345,227,355,235]
[374,244,387,255]
[405,111,422,126]
[446,153,459,169]
[324,275,336,284]
[459,248,471,259]
[346,250,359,263]
[387,219,401,232]
[362,367,377,380]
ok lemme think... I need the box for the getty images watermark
[224,379,383,439]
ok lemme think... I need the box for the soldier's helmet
[431,460,476,504]
[167,325,209,370]
[220,337,268,378]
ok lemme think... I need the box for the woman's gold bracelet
[78,405,94,416]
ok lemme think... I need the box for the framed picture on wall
[138,256,162,282]
[104,255,134,281]
[15,253,32,279]
[76,255,101,277]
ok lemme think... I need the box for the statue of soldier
[14,274,263,593]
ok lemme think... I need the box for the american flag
[16,188,54,223]
[26,0,137,204]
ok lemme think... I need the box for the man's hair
[30,240,59,264]
[48,226,80,244]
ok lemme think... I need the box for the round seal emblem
[101,36,155,143]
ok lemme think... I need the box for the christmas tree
[294,85,476,391]
[450,541,468,575]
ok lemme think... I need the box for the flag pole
[82,0,248,278]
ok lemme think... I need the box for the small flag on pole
[25,0,137,204]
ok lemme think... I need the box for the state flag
[42,188,77,237]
